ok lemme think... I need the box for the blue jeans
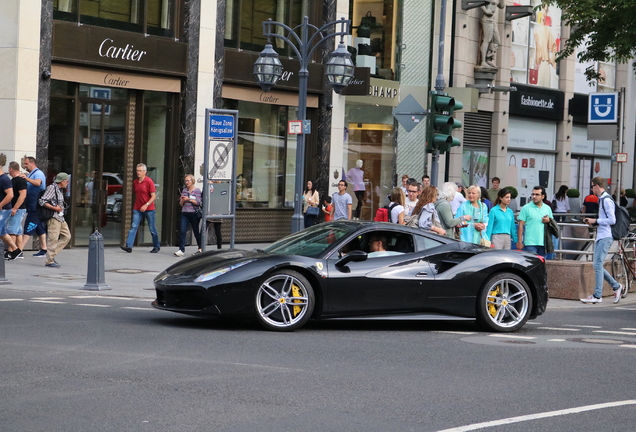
[523,245,546,257]
[179,212,201,252]
[126,209,160,248]
[593,236,620,298]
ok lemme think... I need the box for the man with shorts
[19,156,47,256]
[7,162,27,255]
[0,154,22,260]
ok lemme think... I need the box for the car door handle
[416,271,428,277]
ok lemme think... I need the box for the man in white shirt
[403,180,419,216]
[581,177,627,304]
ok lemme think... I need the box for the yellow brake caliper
[291,284,302,317]
[487,286,501,318]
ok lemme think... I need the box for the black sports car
[152,221,548,332]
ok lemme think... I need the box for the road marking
[621,328,636,331]
[29,300,66,304]
[537,327,580,331]
[620,345,636,349]
[0,299,23,302]
[488,334,536,340]
[593,330,636,336]
[525,322,541,325]
[31,297,65,300]
[567,324,602,328]
[616,307,636,310]
[434,331,476,335]
[435,400,636,432]
[121,307,153,311]
[75,303,111,308]
[547,339,566,342]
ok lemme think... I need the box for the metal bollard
[0,241,11,284]
[82,230,111,291]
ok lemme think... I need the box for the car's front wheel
[476,272,532,332]
[255,270,314,331]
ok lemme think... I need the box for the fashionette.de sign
[509,84,564,121]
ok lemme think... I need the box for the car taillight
[536,255,545,263]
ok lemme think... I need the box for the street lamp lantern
[326,42,355,94]
[254,16,352,233]
[253,43,283,92]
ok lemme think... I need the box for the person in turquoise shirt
[456,185,489,244]
[516,186,553,256]
[486,188,518,249]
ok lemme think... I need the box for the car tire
[476,272,533,332]
[255,270,315,331]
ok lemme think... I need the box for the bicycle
[611,229,636,297]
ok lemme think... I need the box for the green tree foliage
[542,0,636,81]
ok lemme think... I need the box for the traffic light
[426,91,463,153]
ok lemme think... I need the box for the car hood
[159,249,266,278]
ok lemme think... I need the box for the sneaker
[150,247,160,253]
[614,285,623,304]
[33,249,47,257]
[120,246,132,253]
[191,251,201,256]
[3,250,8,260]
[174,250,184,257]
[622,284,629,299]
[7,249,22,261]
[581,295,602,304]
[45,262,61,268]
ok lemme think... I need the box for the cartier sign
[53,22,187,76]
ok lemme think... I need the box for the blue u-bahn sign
[588,92,618,124]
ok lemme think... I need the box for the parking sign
[588,92,618,123]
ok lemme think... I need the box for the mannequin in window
[347,160,365,220]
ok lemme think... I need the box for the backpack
[36,188,56,223]
[600,196,630,240]
[374,203,398,222]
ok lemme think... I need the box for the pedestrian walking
[486,188,517,249]
[19,156,48,256]
[121,163,160,253]
[39,172,71,268]
[175,174,202,257]
[331,180,352,221]
[516,186,552,256]
[0,154,22,260]
[7,161,27,254]
[581,177,627,304]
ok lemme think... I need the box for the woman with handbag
[303,180,320,228]
[410,186,446,236]
[435,182,471,238]
[456,185,489,245]
[175,174,202,257]
[485,188,517,249]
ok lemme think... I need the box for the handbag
[371,38,384,53]
[480,235,492,248]
[306,206,319,216]
[539,156,550,188]
[405,211,420,228]
[358,43,373,56]
[195,206,203,219]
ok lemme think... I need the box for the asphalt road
[1,290,635,432]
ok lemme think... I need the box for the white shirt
[450,192,466,215]
[404,198,418,216]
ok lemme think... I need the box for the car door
[323,231,435,315]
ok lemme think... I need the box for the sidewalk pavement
[2,245,635,310]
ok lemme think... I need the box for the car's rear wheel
[255,270,314,331]
[476,272,532,332]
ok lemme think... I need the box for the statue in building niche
[479,0,505,68]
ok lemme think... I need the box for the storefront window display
[462,149,489,189]
[510,0,562,89]
[507,118,557,203]
[222,100,299,209]
[349,0,400,80]
[344,103,395,220]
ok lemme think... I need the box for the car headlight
[194,260,254,283]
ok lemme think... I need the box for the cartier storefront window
[223,0,321,55]
[222,99,300,209]
[54,0,179,37]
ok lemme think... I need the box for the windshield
[264,223,358,258]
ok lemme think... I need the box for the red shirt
[324,204,333,222]
[133,176,156,210]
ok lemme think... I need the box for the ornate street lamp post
[254,17,354,233]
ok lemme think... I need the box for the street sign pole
[617,87,626,205]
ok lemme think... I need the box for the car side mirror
[335,250,368,269]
